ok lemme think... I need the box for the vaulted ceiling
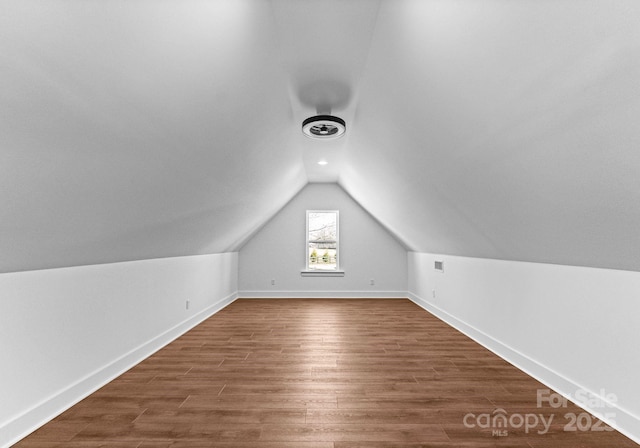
[2,0,639,273]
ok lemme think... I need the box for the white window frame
[302,210,344,277]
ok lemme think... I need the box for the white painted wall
[0,253,238,448]
[239,183,407,297]
[408,252,640,443]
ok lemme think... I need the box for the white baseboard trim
[238,290,408,299]
[408,291,640,445]
[2,292,238,448]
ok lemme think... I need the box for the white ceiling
[2,0,640,273]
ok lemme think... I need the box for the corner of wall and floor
[0,252,239,448]
[405,251,640,445]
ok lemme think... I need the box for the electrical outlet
[186,300,190,310]
[370,279,375,286]
[271,279,276,286]
[432,289,436,298]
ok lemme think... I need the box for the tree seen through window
[307,211,338,271]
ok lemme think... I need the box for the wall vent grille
[434,260,444,272]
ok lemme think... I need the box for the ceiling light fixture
[302,115,346,139]
[317,160,328,166]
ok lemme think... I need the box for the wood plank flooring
[14,298,638,447]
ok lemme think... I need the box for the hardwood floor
[15,299,638,447]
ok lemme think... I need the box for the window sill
[300,270,345,277]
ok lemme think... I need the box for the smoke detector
[302,115,346,139]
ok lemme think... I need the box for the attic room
[1,0,639,446]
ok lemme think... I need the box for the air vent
[434,260,444,272]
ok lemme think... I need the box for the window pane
[308,211,338,270]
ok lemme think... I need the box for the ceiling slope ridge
[230,180,309,253]
[335,180,412,251]
[342,0,383,133]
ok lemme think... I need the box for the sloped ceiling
[2,0,639,273]
[342,0,640,271]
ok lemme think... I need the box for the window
[306,210,339,271]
